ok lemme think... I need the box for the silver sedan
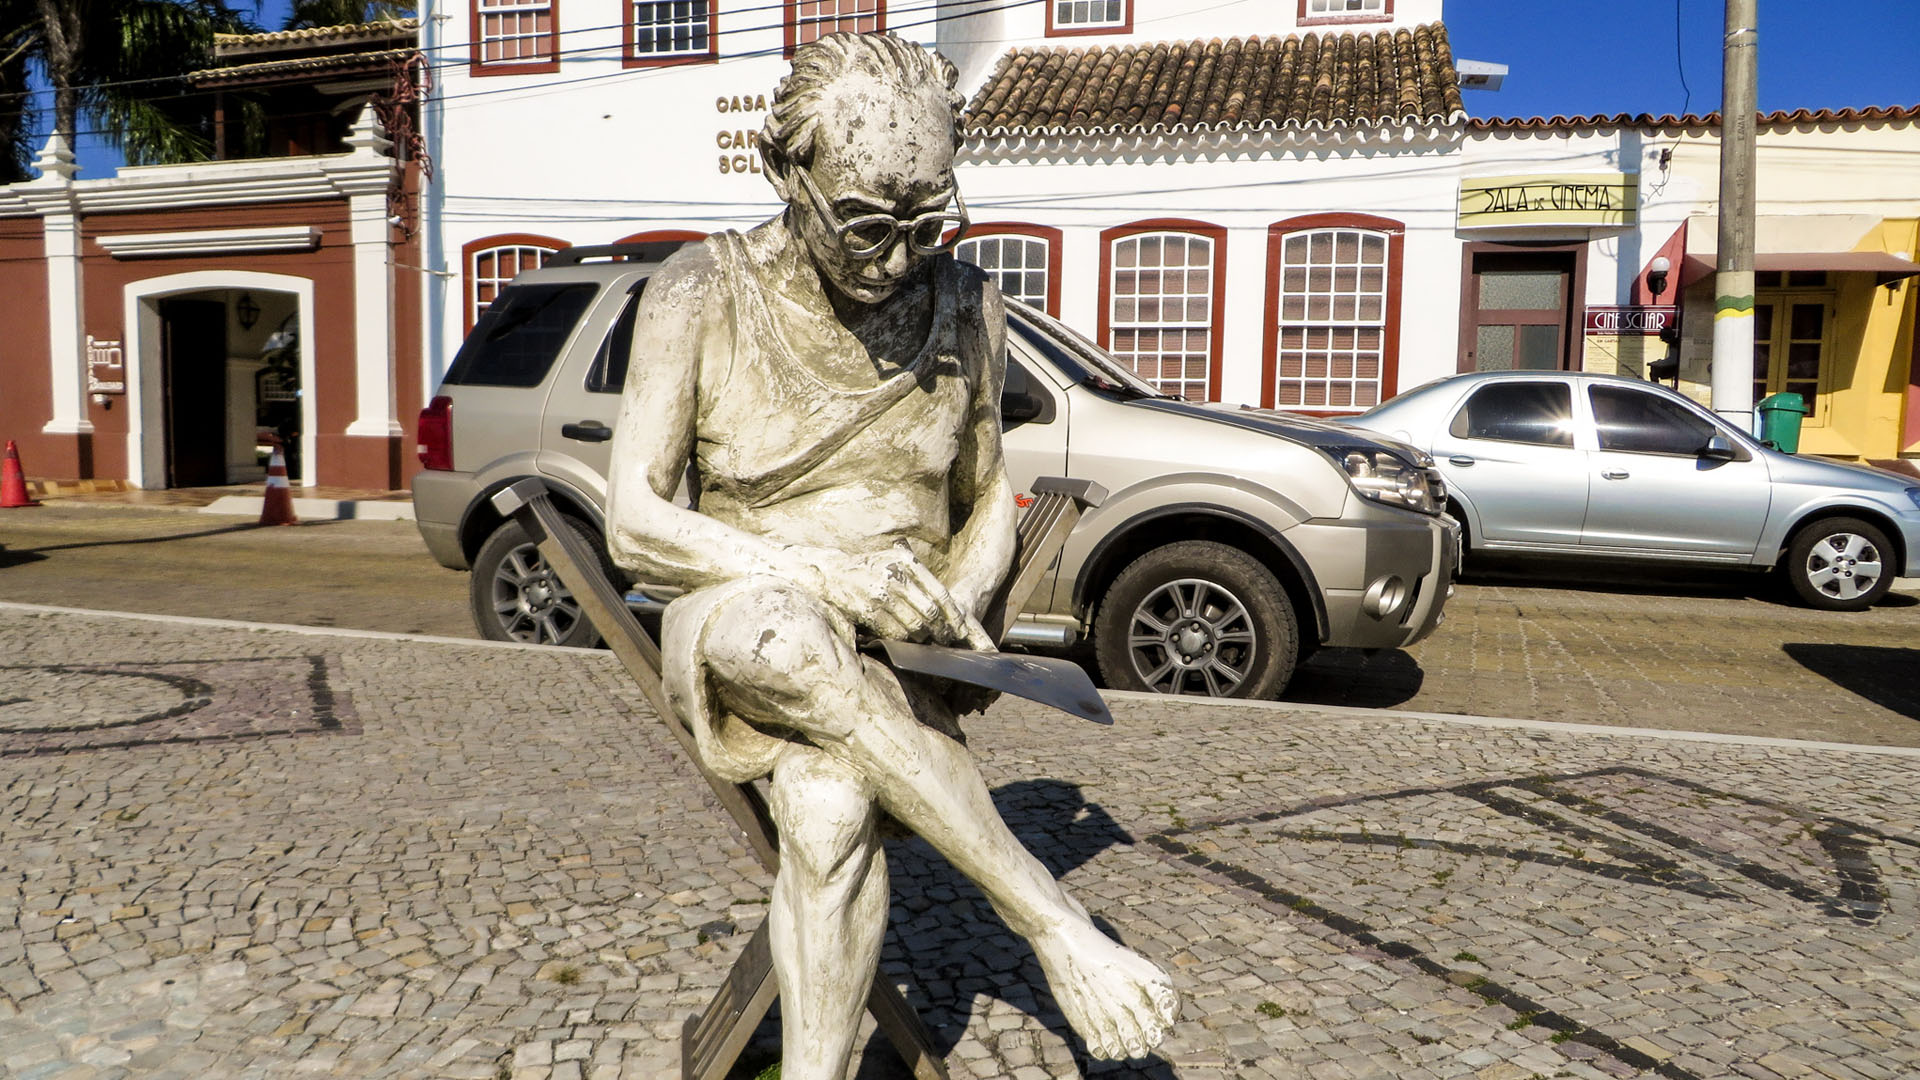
[1346,371,1920,610]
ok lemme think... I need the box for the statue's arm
[604,252,819,591]
[941,272,1019,625]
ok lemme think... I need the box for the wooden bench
[490,476,1107,1080]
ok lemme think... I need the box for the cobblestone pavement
[3,606,1917,1079]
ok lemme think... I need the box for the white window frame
[1108,231,1215,400]
[1304,0,1386,16]
[1053,0,1127,29]
[467,244,559,327]
[957,234,1051,311]
[631,0,710,57]
[476,0,554,65]
[1275,227,1390,411]
[789,0,883,49]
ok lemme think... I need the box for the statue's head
[760,33,969,305]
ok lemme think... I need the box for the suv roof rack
[547,240,693,267]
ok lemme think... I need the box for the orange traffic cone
[1,440,40,508]
[259,438,297,526]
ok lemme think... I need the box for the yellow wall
[1796,219,1917,460]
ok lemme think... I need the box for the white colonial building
[410,0,1915,467]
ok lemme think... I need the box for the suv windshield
[1009,303,1174,401]
[443,283,598,388]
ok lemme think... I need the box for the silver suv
[412,244,1457,699]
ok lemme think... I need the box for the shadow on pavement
[14,518,350,555]
[0,544,48,568]
[1782,643,1920,722]
[1283,647,1424,708]
[1457,553,1780,601]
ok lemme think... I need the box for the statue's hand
[810,544,993,649]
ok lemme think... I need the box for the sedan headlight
[1328,446,1443,515]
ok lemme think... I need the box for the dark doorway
[1460,249,1579,372]
[160,297,229,488]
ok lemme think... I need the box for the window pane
[1474,324,1514,371]
[1449,382,1574,446]
[1789,303,1824,341]
[1517,324,1560,370]
[1275,227,1392,411]
[444,283,596,388]
[1478,270,1562,310]
[1109,231,1213,399]
[1590,385,1717,455]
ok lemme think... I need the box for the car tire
[470,515,608,647]
[1784,516,1896,612]
[1094,540,1298,699]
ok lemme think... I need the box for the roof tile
[966,22,1466,139]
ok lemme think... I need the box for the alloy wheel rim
[1804,531,1883,602]
[492,542,585,644]
[1125,577,1257,696]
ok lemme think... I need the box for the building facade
[0,21,425,491]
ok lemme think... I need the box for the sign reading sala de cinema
[1458,173,1638,228]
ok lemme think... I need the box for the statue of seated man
[605,32,1180,1078]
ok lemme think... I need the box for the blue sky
[1446,0,1920,120]
[59,0,1920,177]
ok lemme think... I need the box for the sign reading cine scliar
[1458,173,1639,228]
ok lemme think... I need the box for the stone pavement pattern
[2,607,1918,1080]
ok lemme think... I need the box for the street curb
[8,601,1917,760]
[201,495,415,521]
[0,601,596,655]
[1101,688,1920,757]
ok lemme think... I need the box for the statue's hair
[761,32,964,173]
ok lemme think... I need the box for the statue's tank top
[692,231,979,571]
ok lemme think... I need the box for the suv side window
[442,283,597,388]
[587,287,644,394]
[1589,385,1717,455]
[1448,382,1574,446]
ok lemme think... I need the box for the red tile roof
[964,23,1466,139]
[1469,105,1920,131]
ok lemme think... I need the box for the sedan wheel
[1785,516,1895,611]
[470,517,604,647]
[1095,541,1297,699]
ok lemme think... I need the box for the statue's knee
[771,754,879,893]
[705,584,854,698]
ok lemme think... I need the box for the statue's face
[789,73,960,306]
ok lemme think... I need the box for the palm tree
[4,0,254,182]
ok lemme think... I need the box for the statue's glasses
[794,166,970,259]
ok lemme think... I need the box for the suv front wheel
[471,516,609,647]
[1094,540,1298,699]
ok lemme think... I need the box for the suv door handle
[561,420,612,443]
[1448,456,1476,467]
[1601,469,1630,480]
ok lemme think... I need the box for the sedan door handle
[1601,469,1630,480]
[1448,456,1476,467]
[560,420,613,443]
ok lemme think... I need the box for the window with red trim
[464,235,568,329]
[1298,0,1391,24]
[625,1,717,66]
[955,225,1062,316]
[1047,0,1130,36]
[472,0,559,74]
[1100,222,1225,401]
[787,0,883,52]
[1264,214,1403,412]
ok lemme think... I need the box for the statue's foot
[1031,918,1181,1060]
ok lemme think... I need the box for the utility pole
[1711,0,1759,426]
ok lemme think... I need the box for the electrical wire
[1674,0,1692,118]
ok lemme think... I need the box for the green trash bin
[1756,392,1809,453]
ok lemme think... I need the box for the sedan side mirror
[1700,434,1738,461]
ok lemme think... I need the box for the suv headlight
[1328,446,1443,515]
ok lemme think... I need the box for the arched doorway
[125,272,315,490]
